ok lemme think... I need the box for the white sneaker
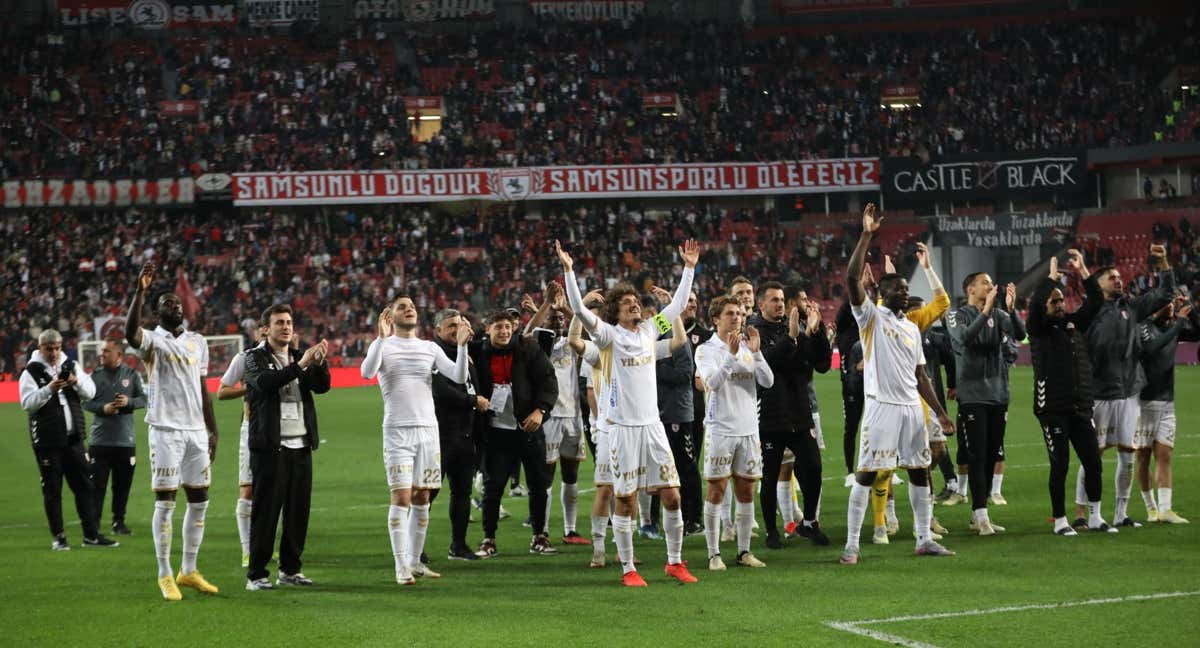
[989,493,1008,506]
[589,549,606,568]
[844,474,855,488]
[970,518,997,536]
[276,572,313,586]
[886,517,900,536]
[411,563,441,579]
[720,526,736,543]
[245,577,274,591]
[930,517,949,535]
[395,566,415,585]
[498,505,511,520]
[708,554,727,571]
[736,551,766,568]
[872,526,890,545]
[509,485,528,497]
[1159,510,1189,524]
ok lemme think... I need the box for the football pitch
[2,368,1198,647]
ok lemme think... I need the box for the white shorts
[148,425,211,491]
[1094,397,1139,449]
[1135,400,1176,449]
[543,416,587,463]
[927,409,947,443]
[856,400,931,471]
[610,421,680,497]
[383,425,442,491]
[703,432,762,481]
[593,425,613,486]
[238,421,253,486]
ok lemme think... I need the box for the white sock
[562,483,579,534]
[946,476,958,491]
[153,500,176,579]
[235,498,252,557]
[1114,451,1134,521]
[1053,516,1070,532]
[388,505,411,573]
[722,483,734,527]
[885,497,897,522]
[181,500,208,575]
[543,487,553,535]
[1141,490,1157,512]
[735,501,754,554]
[612,514,635,574]
[991,473,1004,496]
[1088,501,1104,526]
[590,514,608,553]
[973,507,990,524]
[664,507,684,564]
[637,490,652,528]
[957,473,969,496]
[910,485,931,546]
[1158,487,1173,512]
[703,500,722,557]
[777,482,795,526]
[845,484,869,549]
[1076,465,1088,506]
[408,504,430,568]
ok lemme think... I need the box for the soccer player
[361,296,472,584]
[125,261,220,600]
[697,296,774,569]
[1134,296,1196,523]
[1075,244,1175,527]
[217,324,267,568]
[840,205,956,565]
[558,238,701,587]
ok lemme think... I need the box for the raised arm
[746,326,774,388]
[556,240,602,334]
[846,204,881,307]
[566,314,587,355]
[1002,283,1026,341]
[668,316,687,353]
[125,262,155,349]
[361,308,394,380]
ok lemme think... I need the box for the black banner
[934,211,1077,248]
[883,151,1087,203]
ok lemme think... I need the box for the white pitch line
[825,590,1200,647]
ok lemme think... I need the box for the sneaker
[1055,525,1078,536]
[934,486,955,503]
[1089,521,1119,533]
[891,473,904,485]
[989,493,1009,506]
[246,577,273,591]
[708,554,727,571]
[498,505,511,520]
[530,534,558,555]
[683,522,705,537]
[736,551,766,568]
[940,492,966,507]
[970,519,997,536]
[885,517,900,536]
[1159,510,1190,524]
[160,574,183,600]
[395,566,415,585]
[764,531,783,549]
[82,534,119,548]
[796,521,831,546]
[419,551,429,565]
[51,534,70,551]
[914,540,956,557]
[241,552,250,568]
[111,521,132,536]
[844,473,855,488]
[475,538,497,559]
[562,531,591,545]
[521,517,532,528]
[411,563,441,579]
[509,484,528,497]
[276,572,314,586]
[1115,517,1143,529]
[589,549,606,568]
[783,521,798,536]
[621,570,648,587]
[470,496,483,510]
[176,571,218,594]
[638,524,662,540]
[1146,508,1159,523]
[839,546,860,565]
[930,517,949,535]
[873,525,890,544]
[448,545,480,561]
[664,561,699,583]
[1072,517,1089,528]
[720,526,736,543]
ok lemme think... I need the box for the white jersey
[853,299,925,406]
[220,347,248,387]
[564,266,694,427]
[361,336,468,428]
[695,335,774,437]
[550,336,580,419]
[581,342,609,432]
[138,325,209,430]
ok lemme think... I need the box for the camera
[57,359,74,382]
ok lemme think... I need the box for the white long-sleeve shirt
[565,266,694,426]
[19,349,96,434]
[695,335,773,437]
[361,336,468,427]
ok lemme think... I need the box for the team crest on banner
[129,0,170,29]
[490,169,539,201]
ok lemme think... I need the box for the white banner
[1,178,195,208]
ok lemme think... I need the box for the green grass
[2,368,1198,647]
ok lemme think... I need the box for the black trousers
[482,427,548,539]
[1039,413,1103,519]
[248,446,312,581]
[958,403,1008,510]
[664,421,701,526]
[89,445,136,525]
[439,433,477,550]
[34,442,98,538]
[842,395,864,475]
[760,425,823,535]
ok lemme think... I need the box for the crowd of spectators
[1,11,1197,179]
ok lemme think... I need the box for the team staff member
[85,338,147,536]
[243,305,330,590]
[431,309,486,560]
[20,329,117,550]
[1028,253,1114,534]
